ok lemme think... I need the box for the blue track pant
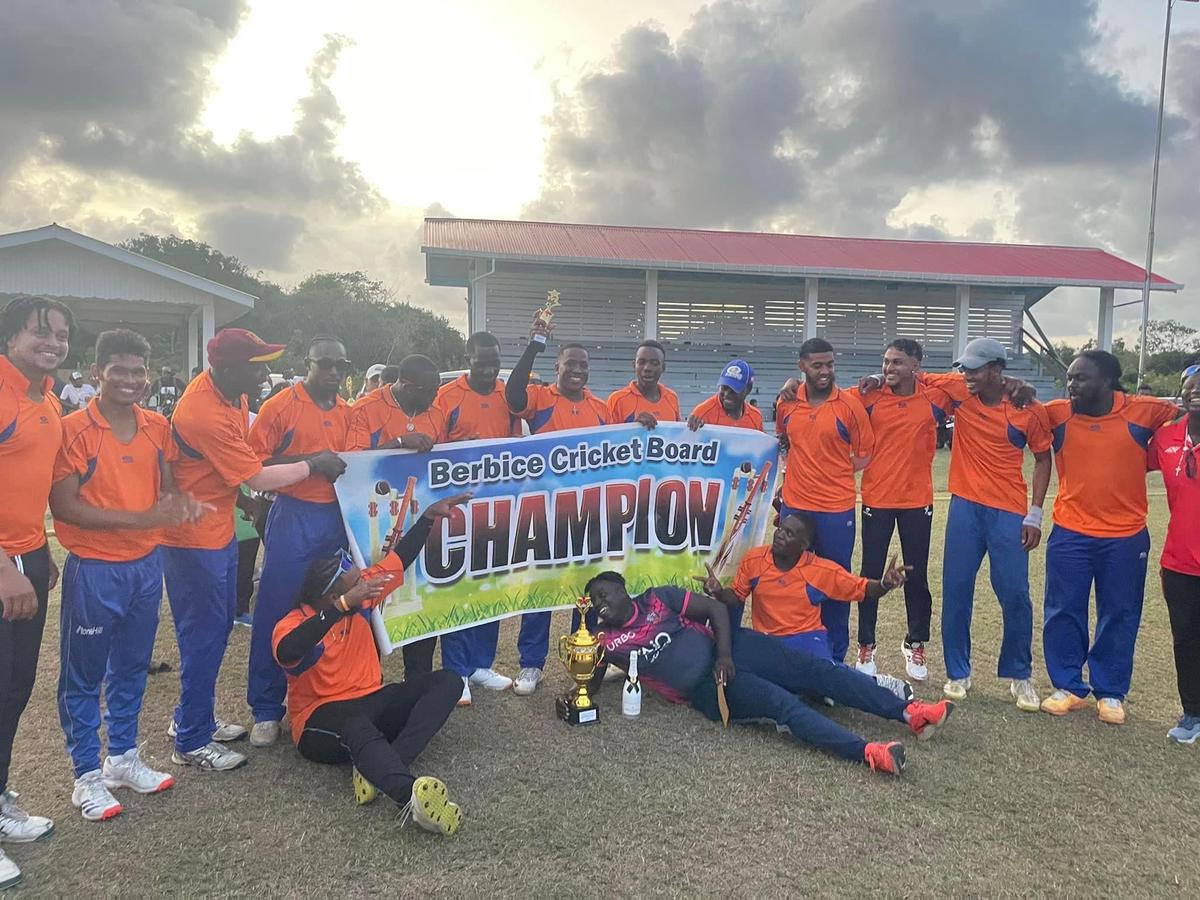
[780,504,856,662]
[440,621,501,678]
[250,496,347,722]
[58,552,162,777]
[1043,525,1149,701]
[941,496,1033,682]
[518,612,551,670]
[163,539,237,754]
[691,630,907,762]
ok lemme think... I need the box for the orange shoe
[905,699,954,741]
[1040,690,1089,716]
[1097,698,1126,725]
[864,741,905,776]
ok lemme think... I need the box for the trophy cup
[532,289,561,345]
[555,596,604,725]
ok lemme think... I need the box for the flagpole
[1137,0,1176,386]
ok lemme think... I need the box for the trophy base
[555,695,599,726]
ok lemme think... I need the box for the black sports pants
[858,506,933,646]
[0,545,50,792]
[297,670,460,804]
[1162,568,1200,717]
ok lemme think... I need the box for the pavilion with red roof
[422,218,1181,408]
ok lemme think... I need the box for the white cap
[365,364,386,380]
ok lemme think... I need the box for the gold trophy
[532,289,561,345]
[555,596,604,725]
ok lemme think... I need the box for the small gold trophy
[532,289,561,345]
[555,596,604,725]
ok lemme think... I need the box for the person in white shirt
[59,371,97,412]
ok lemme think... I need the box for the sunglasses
[1181,364,1200,382]
[322,549,355,596]
[308,357,353,373]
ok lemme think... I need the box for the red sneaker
[906,699,954,741]
[864,741,905,775]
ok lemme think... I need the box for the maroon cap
[207,328,287,367]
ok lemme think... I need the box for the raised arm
[505,316,551,413]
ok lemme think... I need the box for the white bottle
[622,650,642,718]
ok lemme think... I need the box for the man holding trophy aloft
[505,293,610,697]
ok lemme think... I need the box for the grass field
[7,450,1199,897]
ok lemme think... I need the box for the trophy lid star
[546,289,561,306]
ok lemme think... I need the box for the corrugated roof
[423,218,1181,291]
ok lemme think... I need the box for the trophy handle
[557,633,569,665]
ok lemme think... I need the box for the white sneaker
[0,790,53,843]
[0,849,19,890]
[468,668,513,691]
[171,742,247,772]
[249,721,281,747]
[71,771,122,822]
[167,717,248,743]
[943,677,972,701]
[855,643,877,677]
[457,678,472,708]
[103,746,174,794]
[902,641,929,682]
[874,673,914,703]
[1011,678,1040,712]
[512,667,544,696]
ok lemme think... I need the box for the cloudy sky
[1,0,1197,343]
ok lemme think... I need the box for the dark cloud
[199,206,306,270]
[526,0,1199,333]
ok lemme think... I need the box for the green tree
[1140,319,1199,355]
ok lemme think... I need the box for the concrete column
[471,261,489,333]
[803,277,819,340]
[186,308,200,374]
[644,270,658,340]
[1097,287,1114,351]
[201,303,216,360]
[953,285,971,359]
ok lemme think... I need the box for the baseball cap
[718,359,754,393]
[954,338,1008,370]
[71,371,83,380]
[365,364,386,381]
[207,328,287,367]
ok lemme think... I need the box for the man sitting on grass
[273,493,471,835]
[586,571,954,776]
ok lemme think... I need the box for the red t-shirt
[1148,419,1200,576]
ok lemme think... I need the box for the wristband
[532,334,547,346]
[336,595,351,613]
[1022,505,1044,530]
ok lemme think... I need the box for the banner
[334,421,781,652]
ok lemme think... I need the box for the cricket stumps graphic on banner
[334,422,781,653]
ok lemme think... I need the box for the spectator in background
[59,371,97,412]
[148,366,185,418]
[1137,383,1155,396]
[358,364,385,400]
[380,365,400,386]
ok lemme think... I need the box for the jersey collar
[0,353,54,396]
[83,397,148,431]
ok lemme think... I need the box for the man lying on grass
[586,571,954,775]
[273,492,472,835]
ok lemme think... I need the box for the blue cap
[717,359,753,393]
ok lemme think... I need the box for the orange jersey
[922,373,1051,516]
[273,606,383,743]
[607,382,681,424]
[1045,394,1177,538]
[0,354,62,555]
[776,384,874,512]
[860,384,952,508]
[347,386,449,450]
[433,375,521,442]
[53,402,175,561]
[732,545,868,636]
[248,383,351,504]
[688,395,764,431]
[165,370,263,550]
[512,383,609,434]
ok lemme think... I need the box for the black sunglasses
[307,357,352,372]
